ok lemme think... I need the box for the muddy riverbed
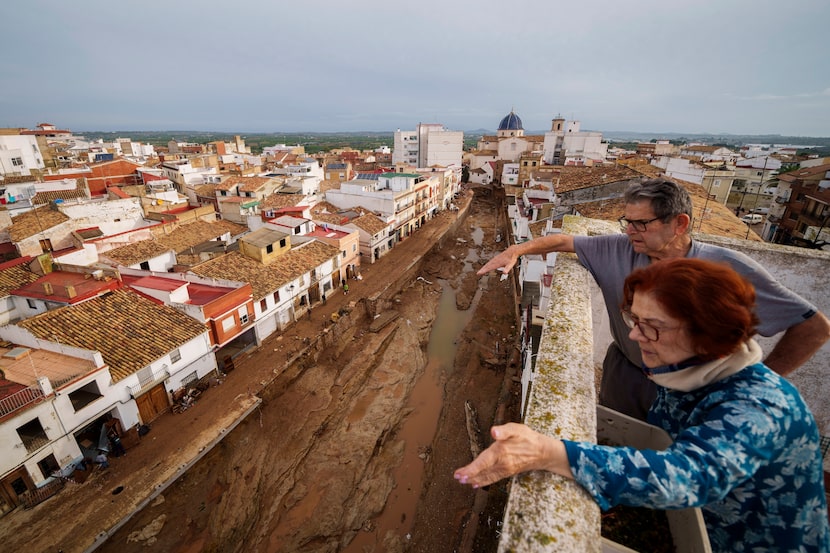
[90,188,520,553]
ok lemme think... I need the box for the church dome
[498,110,523,131]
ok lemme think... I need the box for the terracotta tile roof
[319,179,342,194]
[309,201,350,225]
[349,212,389,235]
[190,240,339,301]
[259,193,307,210]
[528,220,548,239]
[237,176,275,193]
[18,289,207,382]
[103,240,173,266]
[7,206,71,241]
[0,258,40,297]
[310,201,341,215]
[31,179,89,205]
[102,220,248,266]
[211,219,248,237]
[155,220,246,253]
[194,184,217,197]
[215,175,274,192]
[627,163,665,178]
[776,163,830,182]
[552,166,642,193]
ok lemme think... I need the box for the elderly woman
[455,258,829,552]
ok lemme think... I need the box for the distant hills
[80,129,830,152]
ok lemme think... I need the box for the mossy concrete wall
[498,250,601,552]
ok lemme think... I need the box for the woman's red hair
[622,258,759,361]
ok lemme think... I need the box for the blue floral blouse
[562,363,830,553]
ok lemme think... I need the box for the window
[11,157,23,167]
[68,380,103,412]
[16,418,49,452]
[259,298,267,311]
[266,244,274,254]
[27,299,37,310]
[137,366,155,387]
[170,348,181,364]
[238,306,249,325]
[37,454,60,478]
[352,244,356,252]
[221,316,235,332]
[273,291,280,303]
[342,251,346,258]
[140,261,150,270]
[280,238,287,248]
[181,371,198,387]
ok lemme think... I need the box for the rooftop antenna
[28,348,40,379]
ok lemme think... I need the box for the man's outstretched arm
[477,234,577,275]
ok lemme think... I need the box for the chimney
[42,282,53,294]
[65,285,77,298]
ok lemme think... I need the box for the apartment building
[393,123,463,168]
[0,133,45,178]
[325,172,439,244]
[768,163,830,246]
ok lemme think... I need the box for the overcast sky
[2,0,828,136]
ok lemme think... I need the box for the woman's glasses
[621,309,678,341]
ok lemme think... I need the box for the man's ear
[675,213,692,233]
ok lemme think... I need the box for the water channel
[344,228,485,551]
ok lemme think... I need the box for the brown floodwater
[344,274,482,551]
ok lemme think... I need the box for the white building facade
[0,135,45,177]
[393,123,463,168]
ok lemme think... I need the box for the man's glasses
[621,309,677,341]
[619,216,662,232]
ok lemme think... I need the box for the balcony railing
[128,368,170,398]
[20,434,50,453]
[0,386,45,418]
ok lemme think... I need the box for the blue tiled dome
[498,110,523,131]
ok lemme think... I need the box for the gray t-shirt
[573,233,817,367]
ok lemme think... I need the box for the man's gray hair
[625,178,693,223]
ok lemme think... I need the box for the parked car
[750,207,770,215]
[741,214,764,225]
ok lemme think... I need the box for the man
[479,178,830,420]
[94,450,109,469]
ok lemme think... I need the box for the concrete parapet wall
[498,253,601,552]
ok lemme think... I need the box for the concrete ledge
[498,253,600,552]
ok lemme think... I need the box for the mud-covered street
[2,188,520,553]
